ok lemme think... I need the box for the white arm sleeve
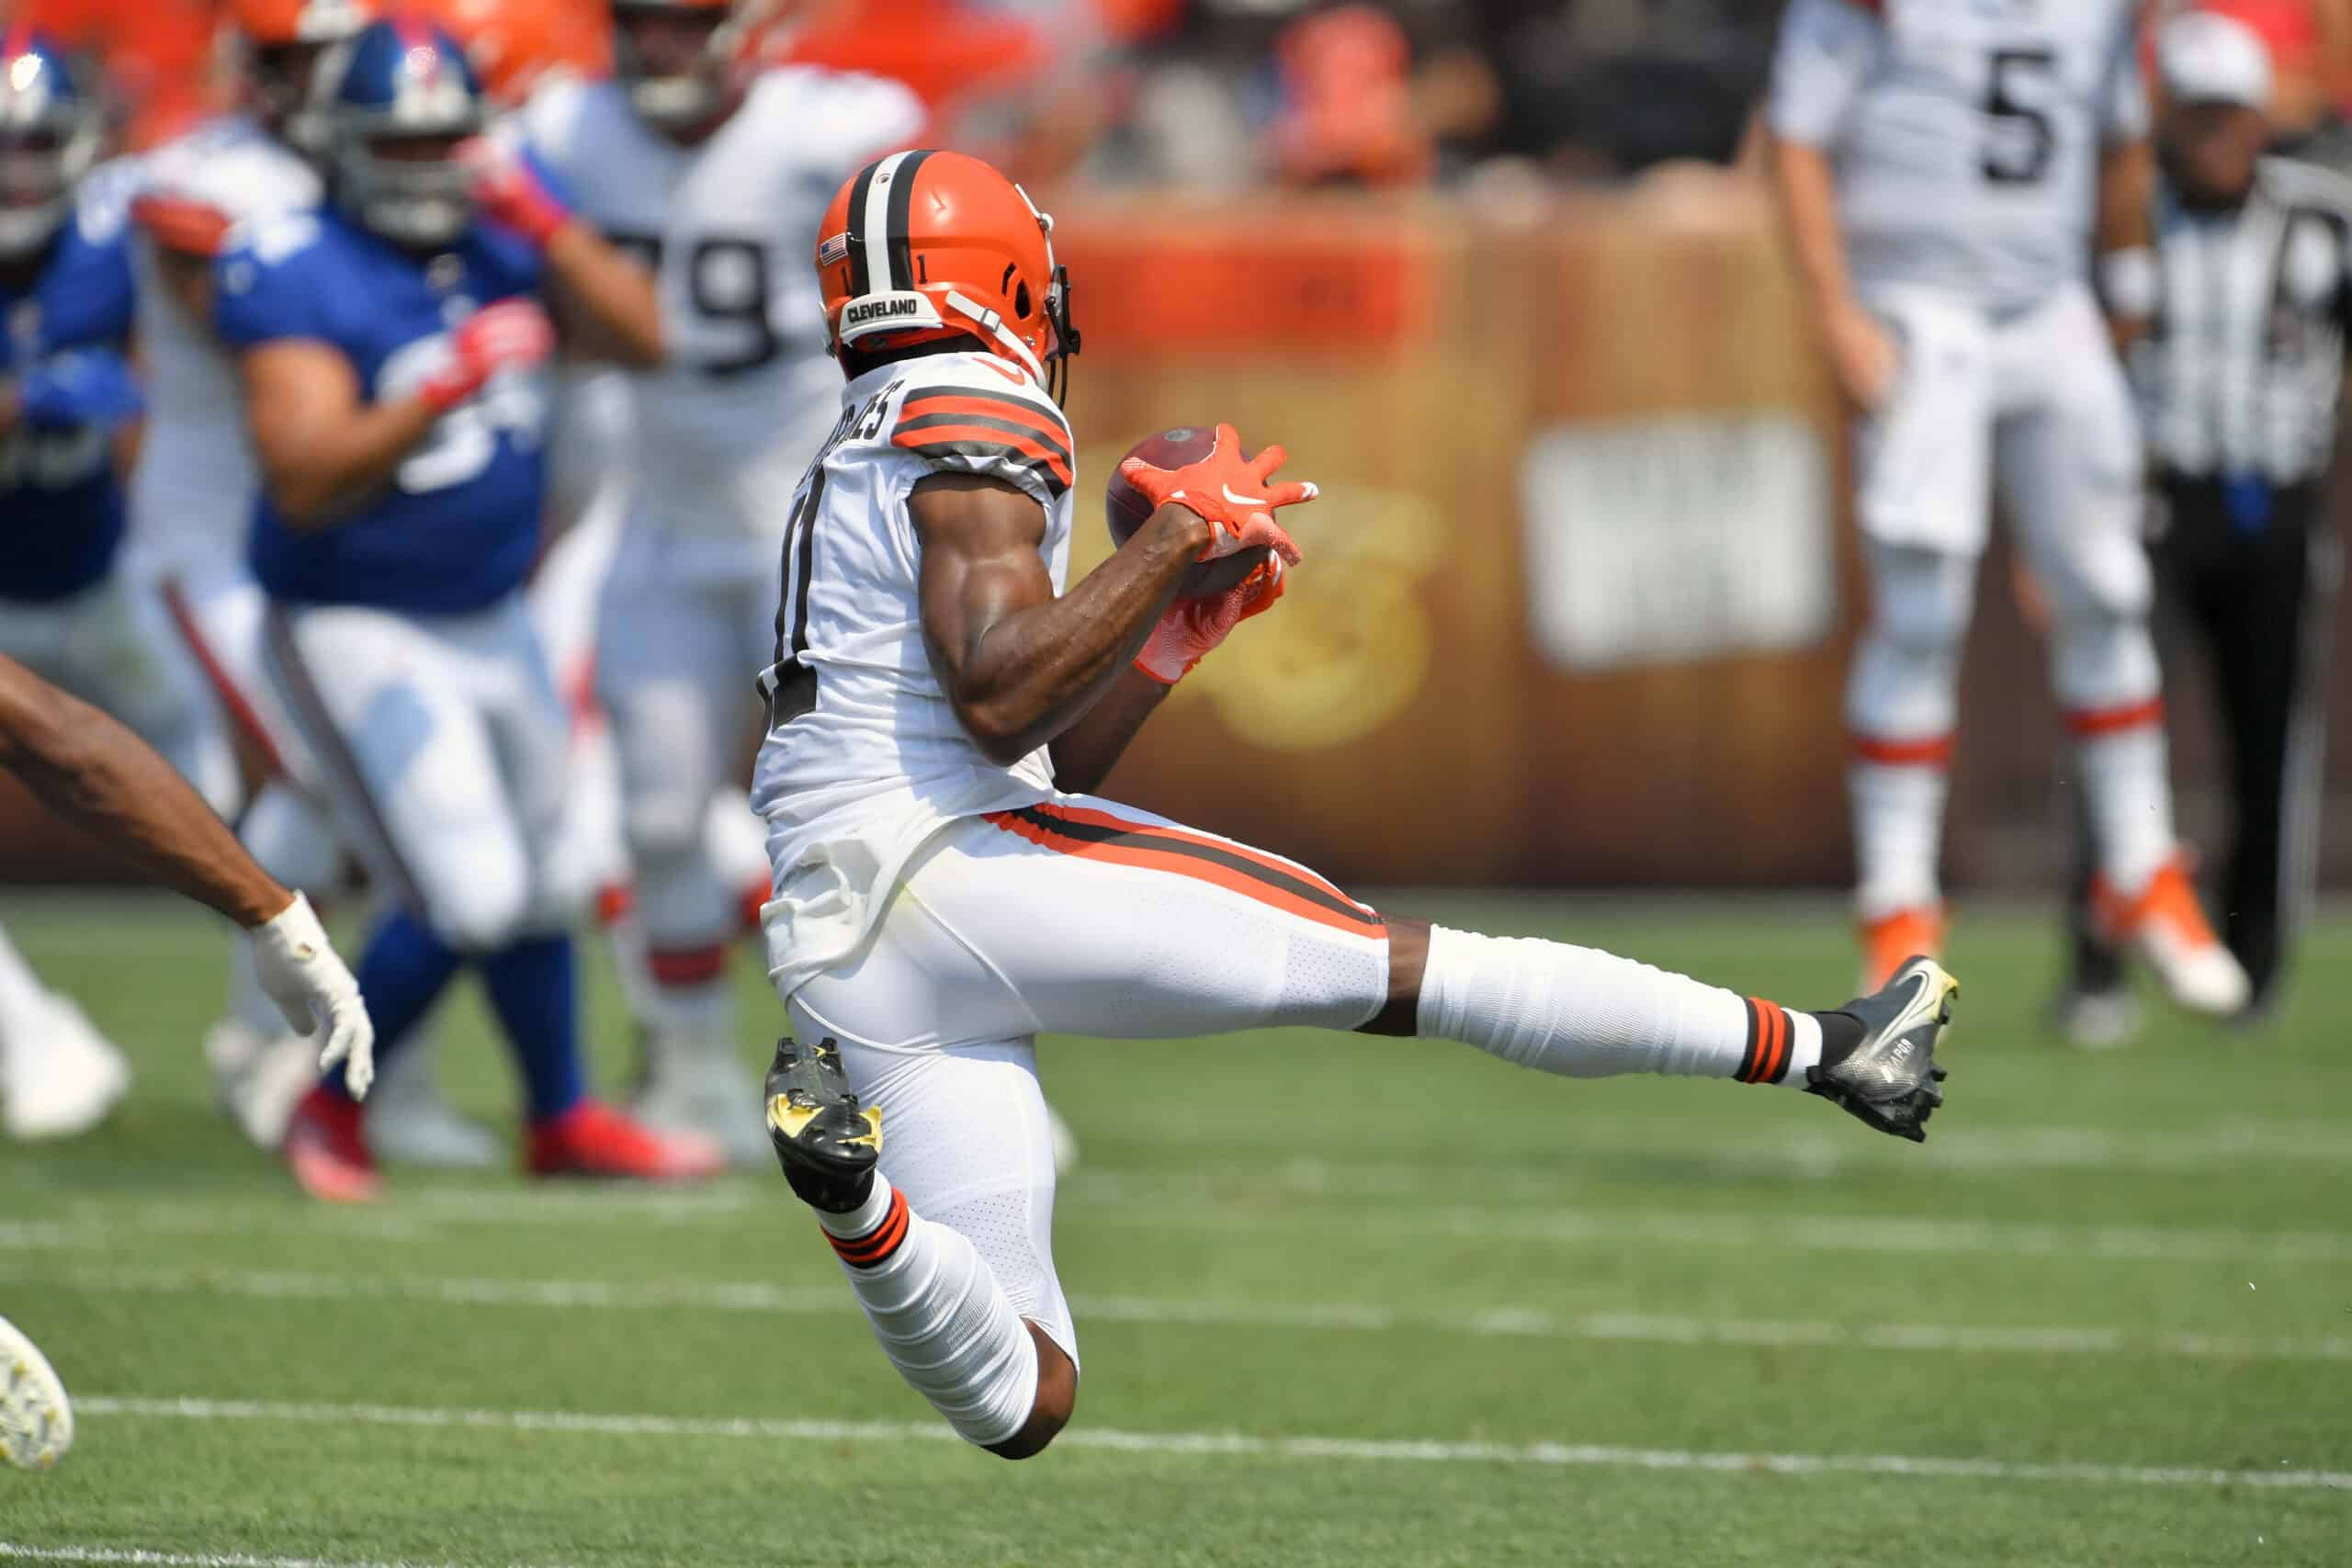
[1767,0,1882,147]
[2101,17,2152,144]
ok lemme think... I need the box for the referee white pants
[786,796,1392,1363]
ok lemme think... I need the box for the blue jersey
[0,164,138,604]
[212,208,548,614]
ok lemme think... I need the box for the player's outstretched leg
[1384,920,1958,1142]
[764,1035,1076,1458]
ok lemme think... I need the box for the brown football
[1104,425,1272,599]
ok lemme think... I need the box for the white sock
[1416,926,1823,1089]
[2076,719,2175,897]
[813,1175,1040,1447]
[1849,758,1948,919]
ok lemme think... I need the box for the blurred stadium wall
[0,166,2340,890]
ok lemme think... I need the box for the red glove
[459,137,572,249]
[418,299,555,413]
[1115,422,1317,568]
[1135,556,1288,685]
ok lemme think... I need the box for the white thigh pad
[1852,290,1996,553]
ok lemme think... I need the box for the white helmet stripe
[861,149,915,292]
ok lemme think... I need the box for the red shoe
[525,1099,724,1182]
[284,1085,381,1204]
[1859,906,1944,994]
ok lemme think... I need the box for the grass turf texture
[1,890,2346,1566]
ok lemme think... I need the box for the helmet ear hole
[1014,280,1032,319]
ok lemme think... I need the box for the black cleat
[763,1035,881,1212]
[1806,955,1957,1144]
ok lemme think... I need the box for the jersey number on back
[761,390,889,728]
[1981,48,2057,186]
[616,231,780,377]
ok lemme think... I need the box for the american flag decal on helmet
[817,231,850,267]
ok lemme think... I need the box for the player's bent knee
[985,1323,1078,1461]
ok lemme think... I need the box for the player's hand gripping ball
[1107,423,1316,597]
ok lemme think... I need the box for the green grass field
[2,889,2348,1567]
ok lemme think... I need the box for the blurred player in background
[514,0,925,1163]
[0,29,241,1134]
[753,149,1959,1461]
[1767,0,2247,1015]
[130,0,501,1164]
[2061,14,2350,1039]
[214,14,713,1201]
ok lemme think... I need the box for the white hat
[2159,10,2274,111]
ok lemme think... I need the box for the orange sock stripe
[1739,998,1789,1084]
[1850,732,1954,767]
[2066,696,2165,738]
[648,945,728,987]
[828,1188,910,1268]
[986,807,1385,938]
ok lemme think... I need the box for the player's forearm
[956,507,1206,764]
[1767,134,1860,322]
[257,396,442,527]
[543,225,664,368]
[1048,667,1170,794]
[0,657,289,929]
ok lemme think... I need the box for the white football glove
[252,892,374,1100]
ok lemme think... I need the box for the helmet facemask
[609,0,750,134]
[0,50,101,261]
[315,27,484,252]
[1016,186,1080,408]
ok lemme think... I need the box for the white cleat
[2053,987,2143,1053]
[2094,859,2251,1020]
[0,1314,74,1471]
[208,1021,322,1150]
[363,1044,501,1168]
[2,996,130,1142]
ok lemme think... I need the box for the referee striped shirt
[2143,155,2352,484]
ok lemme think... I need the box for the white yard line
[10,1190,2352,1265]
[0,1545,564,1568]
[17,1260,2352,1364]
[71,1395,2352,1493]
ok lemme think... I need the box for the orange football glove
[1114,422,1316,566]
[1135,556,1288,685]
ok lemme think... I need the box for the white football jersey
[126,115,321,580]
[750,349,1075,996]
[1768,0,2148,312]
[520,67,926,560]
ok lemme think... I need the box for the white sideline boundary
[0,1546,562,1568]
[71,1396,2352,1493]
[17,1192,2352,1267]
[16,1260,2352,1364]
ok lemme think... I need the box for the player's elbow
[956,698,1042,767]
[261,466,345,529]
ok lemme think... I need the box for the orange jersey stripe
[898,391,1069,446]
[891,420,1075,486]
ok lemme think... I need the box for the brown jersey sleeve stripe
[894,410,1073,469]
[896,437,1073,498]
[986,805,1385,937]
[899,388,1069,444]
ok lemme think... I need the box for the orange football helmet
[228,0,371,139]
[817,149,1079,402]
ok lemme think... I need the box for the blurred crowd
[20,1,2352,197]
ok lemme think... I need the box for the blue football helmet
[0,29,104,260]
[312,15,485,249]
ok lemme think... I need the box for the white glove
[252,892,375,1100]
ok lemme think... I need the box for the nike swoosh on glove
[1115,422,1317,567]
